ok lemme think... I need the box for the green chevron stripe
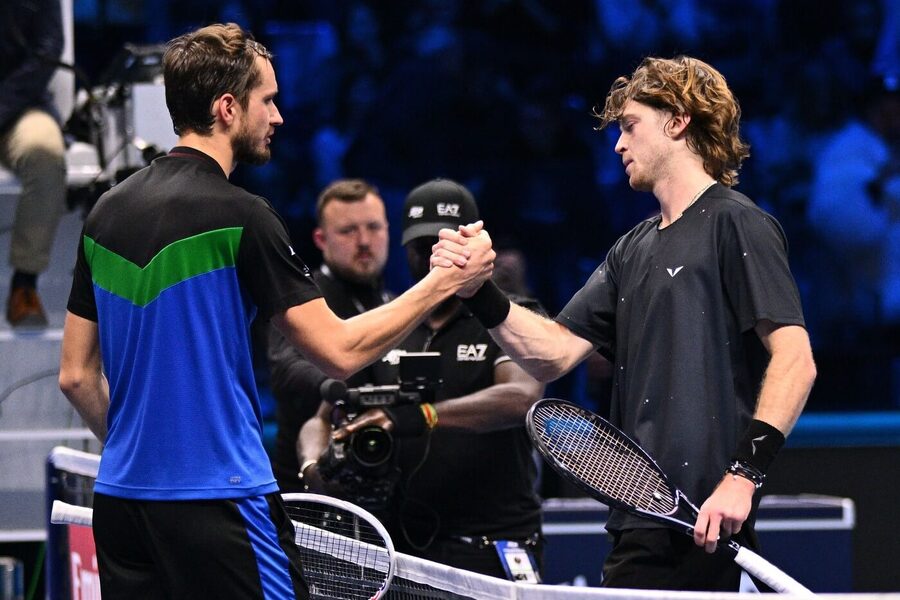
[84,227,243,306]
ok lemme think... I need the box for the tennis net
[46,446,859,600]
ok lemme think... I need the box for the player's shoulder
[707,186,789,247]
[707,185,765,216]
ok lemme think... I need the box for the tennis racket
[282,493,396,600]
[52,495,396,600]
[526,399,813,595]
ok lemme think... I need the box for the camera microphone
[320,378,348,404]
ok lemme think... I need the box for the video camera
[317,352,441,509]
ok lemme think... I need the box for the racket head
[281,492,395,600]
[526,398,680,519]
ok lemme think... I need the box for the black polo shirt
[389,302,543,544]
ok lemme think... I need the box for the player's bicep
[60,311,102,375]
[753,320,811,356]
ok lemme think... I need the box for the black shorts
[601,527,759,592]
[93,492,309,599]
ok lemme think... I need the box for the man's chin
[337,266,380,285]
[244,150,271,166]
[233,144,271,166]
[627,177,652,193]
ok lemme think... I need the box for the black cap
[402,178,479,245]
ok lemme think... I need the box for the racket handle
[50,500,94,527]
[732,544,814,595]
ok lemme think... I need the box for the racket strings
[284,501,391,600]
[534,404,676,514]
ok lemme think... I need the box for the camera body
[317,352,441,509]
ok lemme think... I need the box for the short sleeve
[66,231,98,321]
[718,208,805,332]
[237,198,322,320]
[555,246,621,361]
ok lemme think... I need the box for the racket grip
[50,500,94,527]
[733,545,814,595]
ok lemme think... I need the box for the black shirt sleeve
[66,229,98,322]
[718,207,806,332]
[237,197,322,320]
[554,240,624,362]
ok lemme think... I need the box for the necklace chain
[680,181,716,217]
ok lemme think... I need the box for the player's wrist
[726,419,785,491]
[731,419,785,474]
[298,458,318,490]
[725,460,765,489]
[461,280,510,329]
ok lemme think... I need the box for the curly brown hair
[594,56,750,186]
[163,23,273,137]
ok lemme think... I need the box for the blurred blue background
[71,0,900,415]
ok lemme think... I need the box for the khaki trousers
[0,108,66,274]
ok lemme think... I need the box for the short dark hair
[163,23,272,136]
[315,179,380,225]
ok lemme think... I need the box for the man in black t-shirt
[299,179,546,580]
[268,178,396,491]
[434,57,817,591]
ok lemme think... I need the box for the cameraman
[268,179,395,491]
[299,179,546,579]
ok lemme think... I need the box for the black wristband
[383,404,427,437]
[732,419,785,474]
[461,280,511,329]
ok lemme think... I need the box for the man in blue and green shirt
[59,22,494,599]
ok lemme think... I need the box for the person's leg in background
[0,108,66,327]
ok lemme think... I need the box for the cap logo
[409,206,424,218]
[437,203,460,217]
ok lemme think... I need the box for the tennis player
[433,56,816,591]
[58,23,493,599]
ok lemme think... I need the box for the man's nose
[271,103,284,126]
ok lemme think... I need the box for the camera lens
[350,426,393,467]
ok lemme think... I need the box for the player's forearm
[490,303,586,383]
[434,381,545,432]
[327,274,456,377]
[754,346,816,435]
[298,415,333,463]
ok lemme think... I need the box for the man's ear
[666,112,691,139]
[212,93,239,127]
[312,227,326,252]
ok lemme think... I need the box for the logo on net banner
[69,524,101,599]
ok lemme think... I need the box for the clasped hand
[429,221,495,298]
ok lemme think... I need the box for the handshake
[428,220,495,299]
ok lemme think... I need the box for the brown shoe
[6,285,48,328]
